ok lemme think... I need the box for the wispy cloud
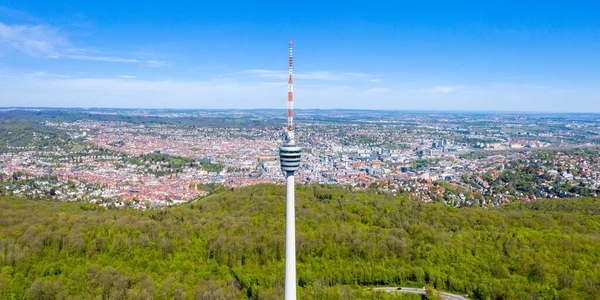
[0,71,71,80]
[0,20,166,67]
[0,71,71,79]
[414,85,463,94]
[0,6,40,22]
[0,22,66,55]
[221,69,374,81]
[0,74,595,112]
[0,74,390,109]
[366,87,391,92]
[65,54,139,63]
[145,60,168,68]
[61,54,166,67]
[118,75,136,79]
[233,69,285,79]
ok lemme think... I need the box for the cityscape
[2,108,599,209]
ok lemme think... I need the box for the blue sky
[0,1,599,111]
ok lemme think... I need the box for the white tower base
[284,173,296,300]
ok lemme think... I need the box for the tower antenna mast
[287,39,295,144]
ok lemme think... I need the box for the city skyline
[1,1,600,111]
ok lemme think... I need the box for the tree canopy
[1,184,599,299]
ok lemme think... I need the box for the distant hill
[0,184,599,299]
[0,110,280,128]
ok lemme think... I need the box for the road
[373,287,468,300]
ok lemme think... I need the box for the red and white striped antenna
[286,39,295,144]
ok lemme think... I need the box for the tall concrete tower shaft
[279,39,301,300]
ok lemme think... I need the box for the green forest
[1,184,599,299]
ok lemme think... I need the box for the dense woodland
[1,184,599,299]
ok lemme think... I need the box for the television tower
[279,39,301,300]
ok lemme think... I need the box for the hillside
[1,184,599,299]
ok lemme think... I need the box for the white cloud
[0,73,595,112]
[297,71,340,80]
[65,47,87,53]
[146,60,167,68]
[365,87,391,92]
[0,21,167,67]
[414,85,462,94]
[47,54,166,67]
[118,75,136,79]
[58,54,166,67]
[0,71,70,79]
[341,72,370,78]
[0,75,376,109]
[236,69,286,79]
[65,54,139,63]
[0,22,66,55]
[0,6,39,22]
[221,69,374,81]
[298,71,371,80]
[26,71,71,78]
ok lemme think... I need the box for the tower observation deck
[279,145,302,174]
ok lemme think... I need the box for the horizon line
[1,106,600,115]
